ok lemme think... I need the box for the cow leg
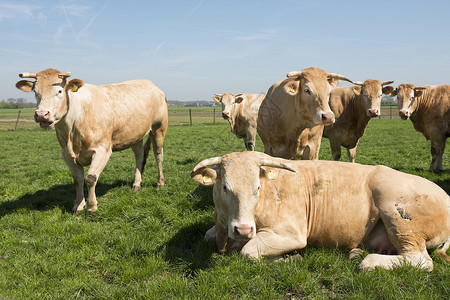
[131,140,145,191]
[61,150,85,213]
[149,129,165,187]
[359,248,433,271]
[240,230,307,261]
[329,139,342,161]
[85,147,112,213]
[347,146,357,163]
[245,129,256,151]
[429,135,446,172]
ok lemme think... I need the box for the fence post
[213,108,216,125]
[189,109,192,126]
[390,106,392,119]
[14,110,21,131]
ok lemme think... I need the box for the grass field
[0,119,449,299]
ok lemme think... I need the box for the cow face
[16,69,82,128]
[354,80,394,118]
[213,93,243,121]
[191,152,295,241]
[285,67,353,125]
[392,84,426,120]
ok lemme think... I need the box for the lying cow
[323,79,394,162]
[257,67,353,159]
[213,93,265,151]
[16,68,168,213]
[393,84,450,172]
[191,151,450,271]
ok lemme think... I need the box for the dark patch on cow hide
[396,207,412,221]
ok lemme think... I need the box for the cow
[323,79,394,162]
[392,84,450,172]
[257,67,353,160]
[16,68,168,213]
[213,93,265,151]
[191,151,450,271]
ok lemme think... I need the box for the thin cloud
[0,3,42,21]
[183,0,205,22]
[235,29,280,41]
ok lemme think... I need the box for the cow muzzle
[222,111,230,120]
[233,224,255,240]
[34,110,54,128]
[317,111,335,125]
[368,108,380,118]
[399,110,409,120]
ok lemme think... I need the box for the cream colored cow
[257,67,353,160]
[323,79,394,162]
[191,151,450,271]
[16,68,168,213]
[213,93,265,151]
[393,84,450,172]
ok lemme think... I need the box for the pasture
[0,119,449,299]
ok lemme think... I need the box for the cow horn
[286,70,302,78]
[58,72,71,79]
[381,81,394,86]
[259,157,296,173]
[19,72,37,78]
[415,86,427,90]
[352,81,364,86]
[192,157,222,172]
[327,73,354,84]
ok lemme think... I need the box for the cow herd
[16,67,449,272]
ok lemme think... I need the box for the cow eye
[223,185,227,193]
[304,89,311,95]
[58,90,63,95]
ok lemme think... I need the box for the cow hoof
[86,206,98,214]
[349,248,364,261]
[132,184,141,192]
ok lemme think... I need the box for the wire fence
[0,106,400,131]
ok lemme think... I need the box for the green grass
[0,119,449,299]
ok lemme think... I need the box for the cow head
[16,68,84,128]
[284,67,353,125]
[391,84,426,120]
[191,151,296,241]
[213,93,244,121]
[352,79,394,118]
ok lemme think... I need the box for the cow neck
[410,86,432,122]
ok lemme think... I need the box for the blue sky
[2,0,450,102]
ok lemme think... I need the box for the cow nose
[399,110,409,119]
[320,111,335,125]
[222,112,230,120]
[34,110,51,122]
[368,108,379,117]
[233,225,254,239]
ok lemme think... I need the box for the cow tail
[142,135,152,172]
[437,238,450,263]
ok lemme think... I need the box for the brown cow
[257,67,353,159]
[393,84,450,172]
[213,93,265,151]
[16,68,168,213]
[323,79,394,162]
[191,151,450,271]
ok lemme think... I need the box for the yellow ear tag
[289,86,295,93]
[71,85,78,92]
[203,175,212,184]
[353,87,360,95]
[268,170,277,180]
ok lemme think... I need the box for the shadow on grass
[0,180,128,218]
[190,184,214,210]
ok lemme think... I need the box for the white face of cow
[393,84,424,120]
[213,93,243,121]
[16,69,75,128]
[356,80,394,118]
[191,152,296,241]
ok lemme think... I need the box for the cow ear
[66,79,84,92]
[15,80,34,92]
[390,88,398,97]
[284,80,300,95]
[382,86,394,95]
[352,86,361,95]
[328,78,340,88]
[414,87,426,97]
[235,94,244,104]
[190,167,217,186]
[213,95,222,103]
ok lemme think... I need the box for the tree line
[0,98,36,109]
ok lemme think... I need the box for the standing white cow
[213,93,265,151]
[191,151,450,271]
[16,68,168,213]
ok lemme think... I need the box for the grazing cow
[191,151,450,271]
[393,84,450,172]
[16,68,168,213]
[213,93,265,151]
[257,67,353,159]
[323,79,394,162]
